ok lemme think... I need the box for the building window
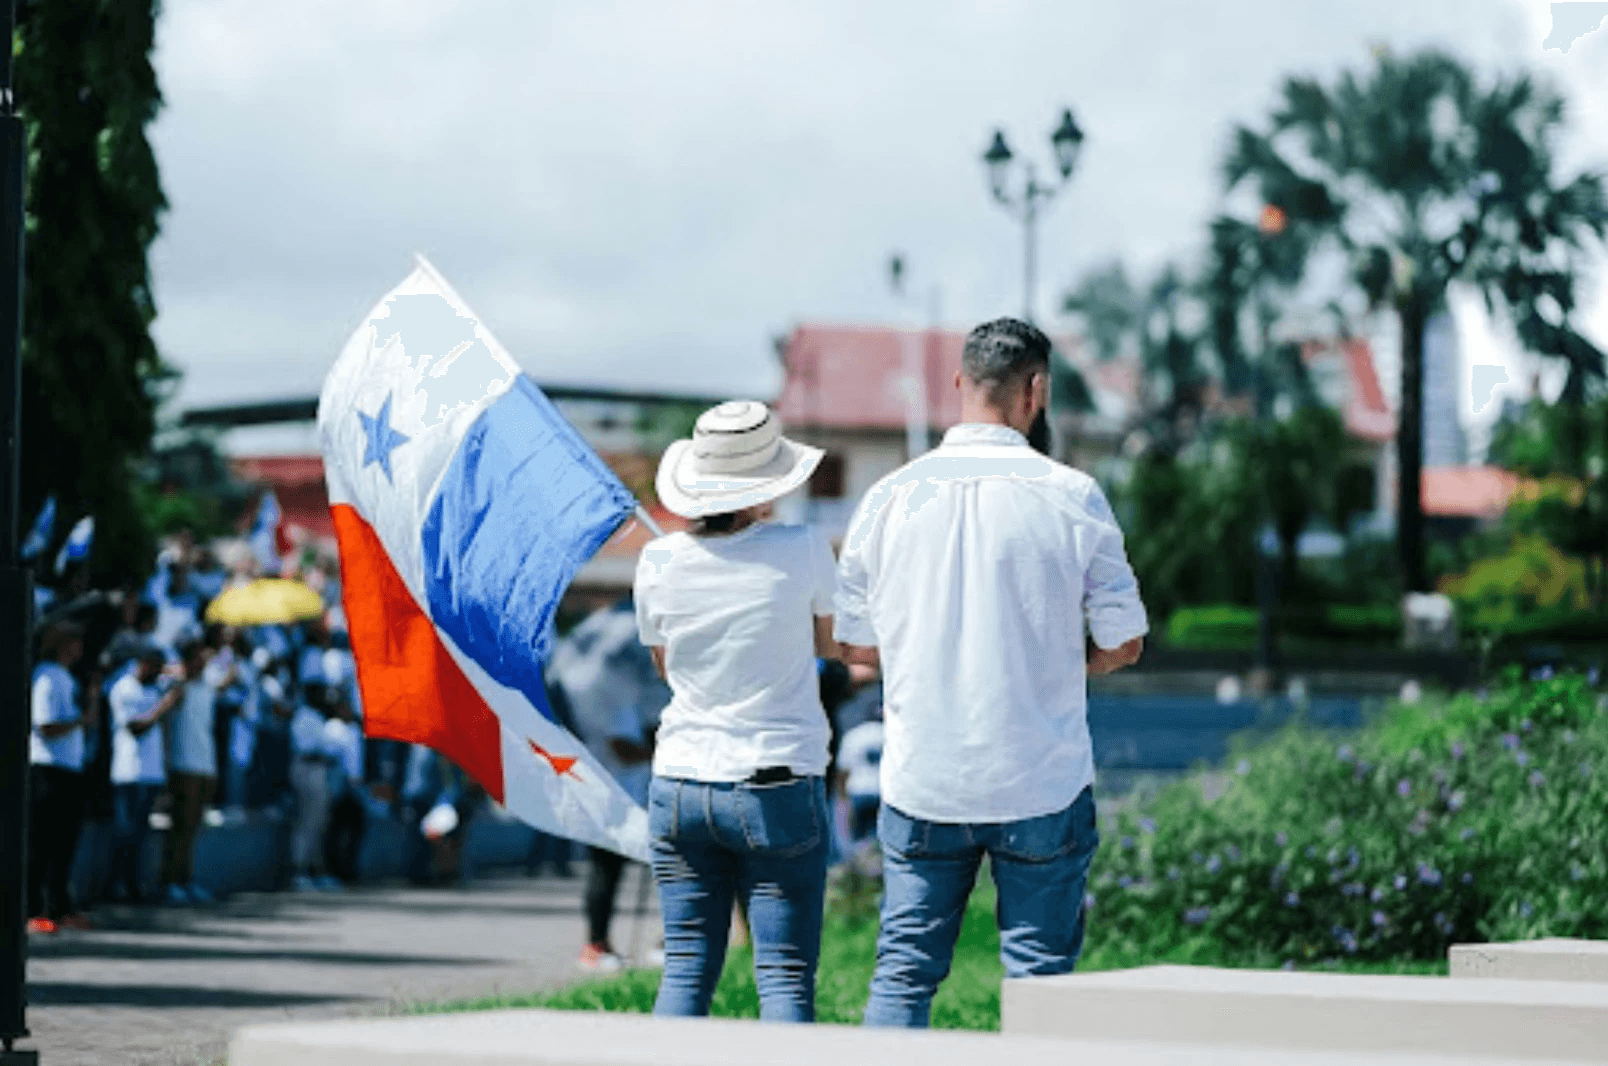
[809,453,845,499]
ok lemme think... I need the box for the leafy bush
[1091,672,1608,964]
[1440,534,1588,632]
[1165,604,1260,649]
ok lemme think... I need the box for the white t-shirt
[30,662,83,770]
[837,720,884,799]
[168,678,218,776]
[635,522,837,782]
[290,705,329,758]
[836,423,1149,823]
[109,673,168,785]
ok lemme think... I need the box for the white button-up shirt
[834,423,1148,823]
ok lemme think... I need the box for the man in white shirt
[108,645,183,902]
[161,639,222,904]
[835,317,1148,1028]
[28,621,99,932]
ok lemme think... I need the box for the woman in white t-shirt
[635,401,839,1022]
[27,621,99,932]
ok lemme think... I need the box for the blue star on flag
[358,394,410,483]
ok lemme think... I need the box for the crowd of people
[24,532,492,934]
[23,526,892,964]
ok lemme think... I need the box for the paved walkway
[22,866,660,1066]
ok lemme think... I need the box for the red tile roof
[1303,338,1394,442]
[775,325,969,431]
[230,456,334,537]
[1421,466,1521,518]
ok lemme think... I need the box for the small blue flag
[54,516,94,575]
[249,490,283,575]
[21,495,56,561]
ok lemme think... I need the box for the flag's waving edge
[319,256,647,862]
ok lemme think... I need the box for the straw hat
[655,401,824,519]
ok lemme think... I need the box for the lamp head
[1051,108,1084,179]
[983,129,1013,201]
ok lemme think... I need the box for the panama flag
[319,255,649,861]
[21,495,55,561]
[248,490,285,575]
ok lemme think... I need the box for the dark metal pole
[0,0,34,1060]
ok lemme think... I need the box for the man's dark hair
[692,511,741,535]
[961,317,1051,405]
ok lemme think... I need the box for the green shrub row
[1091,671,1608,965]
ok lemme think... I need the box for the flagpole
[633,505,665,539]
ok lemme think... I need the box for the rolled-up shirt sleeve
[1081,482,1150,650]
[833,489,882,648]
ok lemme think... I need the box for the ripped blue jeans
[648,774,829,1022]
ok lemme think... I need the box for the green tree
[15,0,168,584]
[1221,47,1608,592]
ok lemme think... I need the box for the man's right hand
[1088,636,1144,676]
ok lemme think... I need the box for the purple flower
[1236,758,1251,775]
[1084,892,1097,909]
[1118,875,1133,888]
[1121,836,1134,850]
[1416,863,1442,886]
[1226,844,1241,862]
[1167,866,1181,881]
[1337,744,1355,762]
[1281,959,1295,971]
[1563,730,1576,745]
[1205,855,1222,874]
[1140,817,1157,834]
[1191,852,1204,865]
[1305,846,1318,860]
[1519,900,1534,919]
[1515,750,1531,767]
[1451,742,1465,759]
[1371,910,1388,927]
[1275,832,1289,847]
[1448,791,1465,812]
[1528,770,1545,788]
[1284,891,1300,907]
[1461,872,1474,885]
[1183,906,1211,926]
[1460,827,1475,841]
[1434,913,1454,935]
[1394,873,1408,891]
[1580,762,1594,779]
[1397,778,1412,798]
[1501,733,1520,751]
[1521,718,1533,733]
[1570,864,1585,882]
[1331,926,1358,953]
[1343,882,1364,898]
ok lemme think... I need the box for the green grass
[420,864,1444,1030]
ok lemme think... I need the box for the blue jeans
[864,786,1099,1028]
[110,783,161,899]
[649,774,829,1022]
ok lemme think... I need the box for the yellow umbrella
[204,578,327,626]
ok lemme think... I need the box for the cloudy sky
[148,0,1608,454]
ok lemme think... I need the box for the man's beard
[1027,408,1050,456]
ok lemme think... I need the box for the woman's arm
[814,615,840,660]
[127,685,184,737]
[649,646,667,681]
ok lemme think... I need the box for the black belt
[745,766,796,784]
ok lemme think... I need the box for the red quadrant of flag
[332,502,506,803]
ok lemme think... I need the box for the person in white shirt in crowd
[835,710,884,847]
[289,686,343,892]
[108,645,183,903]
[835,318,1149,1028]
[162,638,224,905]
[218,629,262,819]
[634,401,839,1022]
[27,621,100,933]
[150,557,203,650]
[549,597,666,972]
[321,689,368,886]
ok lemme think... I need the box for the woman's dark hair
[693,511,741,535]
[38,621,84,661]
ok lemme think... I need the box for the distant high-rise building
[1421,308,1467,466]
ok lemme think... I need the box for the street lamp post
[981,109,1083,456]
[980,108,1084,325]
[0,0,32,1063]
[887,254,940,461]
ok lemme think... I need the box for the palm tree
[1221,47,1608,592]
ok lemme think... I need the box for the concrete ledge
[1002,965,1608,1062]
[1451,940,1608,983]
[228,1008,1595,1066]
